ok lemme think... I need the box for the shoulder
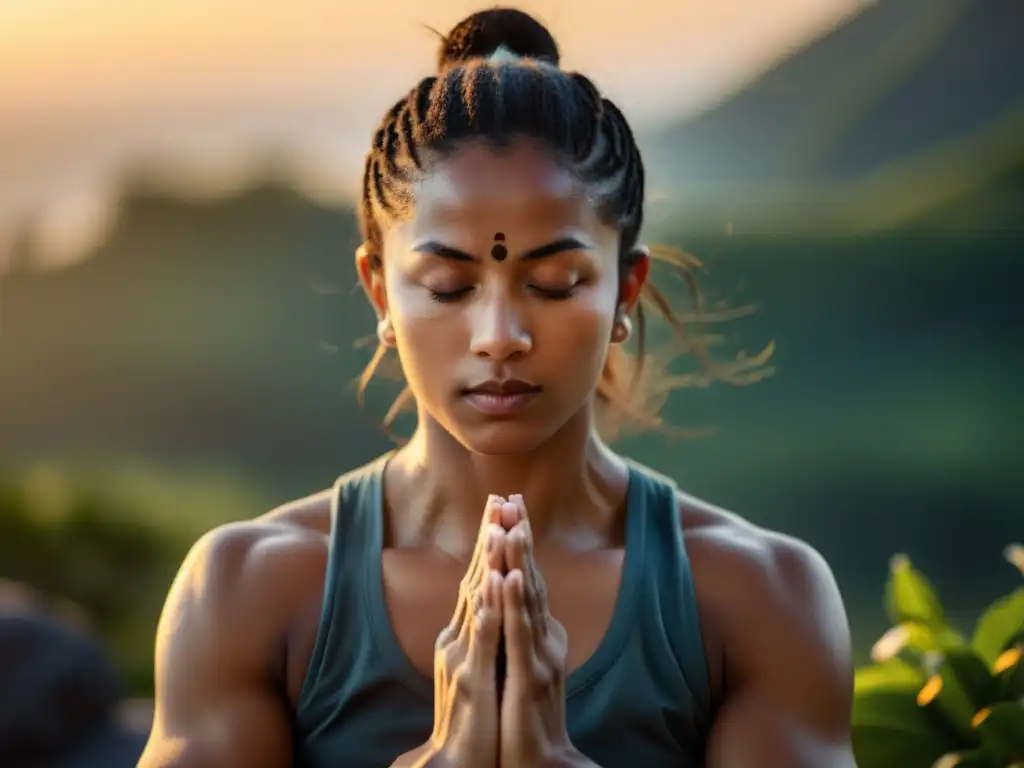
[677,492,843,627]
[186,488,334,592]
[170,453,389,624]
[159,489,335,656]
[676,491,853,733]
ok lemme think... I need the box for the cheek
[535,292,615,365]
[386,280,466,369]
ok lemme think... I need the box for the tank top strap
[626,461,714,727]
[295,455,390,717]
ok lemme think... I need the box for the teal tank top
[293,457,713,767]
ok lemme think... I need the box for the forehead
[410,139,597,231]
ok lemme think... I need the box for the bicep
[705,538,856,768]
[139,527,294,768]
[706,688,856,768]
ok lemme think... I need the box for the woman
[140,8,855,768]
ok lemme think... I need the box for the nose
[469,293,532,360]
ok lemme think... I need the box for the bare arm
[139,524,295,768]
[704,534,856,768]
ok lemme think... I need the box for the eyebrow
[412,237,590,263]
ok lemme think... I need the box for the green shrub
[853,546,1024,768]
[0,464,267,694]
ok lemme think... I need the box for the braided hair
[358,7,772,438]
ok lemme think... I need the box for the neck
[383,406,629,559]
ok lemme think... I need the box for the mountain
[641,0,1024,233]
[0,186,392,492]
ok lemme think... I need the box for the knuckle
[552,618,567,643]
[441,641,463,672]
[531,661,553,691]
[452,665,474,698]
[435,625,455,651]
[434,626,458,651]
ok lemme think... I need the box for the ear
[618,244,650,314]
[356,243,388,320]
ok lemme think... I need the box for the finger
[499,498,521,531]
[507,494,533,590]
[482,494,506,532]
[486,524,507,574]
[504,519,526,574]
[502,568,533,677]
[459,496,504,600]
[467,570,503,689]
[505,520,545,621]
[509,493,527,521]
[525,535,549,626]
[456,523,505,636]
[467,496,505,579]
[508,498,549,617]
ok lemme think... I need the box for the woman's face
[360,139,648,455]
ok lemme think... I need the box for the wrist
[390,742,447,768]
[415,744,451,768]
[545,743,598,768]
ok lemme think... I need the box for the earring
[611,312,632,343]
[377,317,396,347]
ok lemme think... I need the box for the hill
[641,0,1024,233]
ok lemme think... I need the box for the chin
[451,421,554,456]
[441,407,572,456]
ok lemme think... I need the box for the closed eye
[428,281,584,303]
[529,280,584,300]
[428,286,474,303]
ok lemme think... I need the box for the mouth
[461,379,541,416]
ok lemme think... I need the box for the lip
[462,379,541,416]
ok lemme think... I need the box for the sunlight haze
[0,0,868,269]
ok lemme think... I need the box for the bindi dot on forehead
[491,232,507,262]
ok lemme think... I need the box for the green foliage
[854,549,1024,768]
[0,464,266,694]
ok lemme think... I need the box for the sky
[0,0,869,270]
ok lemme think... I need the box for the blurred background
[0,0,1020,746]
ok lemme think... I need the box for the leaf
[856,659,927,694]
[854,724,962,768]
[972,587,1024,665]
[996,648,1023,700]
[917,671,981,745]
[853,689,961,768]
[931,749,1000,768]
[873,622,965,663]
[943,648,1000,709]
[886,554,947,629]
[972,703,1024,764]
[853,687,945,732]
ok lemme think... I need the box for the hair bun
[437,8,560,72]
